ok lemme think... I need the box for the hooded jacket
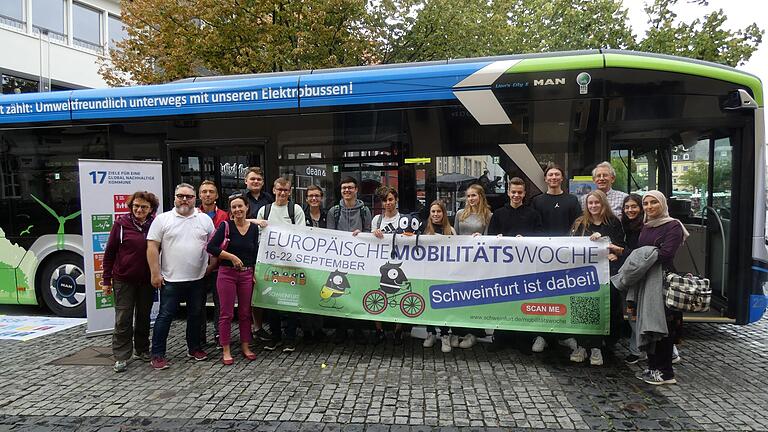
[327,199,372,232]
[610,245,667,351]
[102,214,154,285]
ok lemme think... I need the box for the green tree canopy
[100,0,764,85]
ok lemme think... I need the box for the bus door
[167,140,265,207]
[612,132,738,320]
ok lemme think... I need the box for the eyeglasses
[175,194,195,201]
[341,186,356,191]
[132,204,150,210]
[307,194,322,199]
[275,188,291,193]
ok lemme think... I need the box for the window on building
[2,75,38,95]
[108,15,126,51]
[32,0,67,42]
[73,2,102,51]
[0,0,24,29]
[683,166,689,171]
[683,153,690,160]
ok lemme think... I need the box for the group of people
[101,162,687,385]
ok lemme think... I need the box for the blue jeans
[151,279,204,357]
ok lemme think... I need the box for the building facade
[0,0,122,94]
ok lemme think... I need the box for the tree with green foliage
[635,0,763,67]
[100,0,763,85]
[101,0,375,86]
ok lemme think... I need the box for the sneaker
[559,337,578,351]
[644,369,677,385]
[282,341,296,353]
[264,340,282,351]
[569,347,587,363]
[423,334,436,348]
[441,335,452,353]
[151,356,169,370]
[255,328,274,342]
[113,360,127,373]
[187,349,208,361]
[624,353,647,365]
[671,354,681,364]
[134,352,151,362]
[459,334,477,349]
[531,336,547,353]
[450,334,460,348]
[635,368,653,381]
[589,348,604,366]
[214,334,222,351]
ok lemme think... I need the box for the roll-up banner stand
[78,159,164,336]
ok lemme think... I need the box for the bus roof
[0,49,762,125]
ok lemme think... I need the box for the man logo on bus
[577,72,591,95]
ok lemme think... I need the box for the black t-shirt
[245,190,274,219]
[487,204,543,237]
[531,192,581,236]
[206,220,260,267]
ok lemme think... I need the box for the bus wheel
[38,252,87,318]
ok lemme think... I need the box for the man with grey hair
[147,183,215,370]
[581,161,628,217]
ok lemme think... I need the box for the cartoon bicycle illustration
[362,262,425,318]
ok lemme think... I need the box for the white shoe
[459,334,477,349]
[113,360,127,373]
[441,335,452,353]
[423,334,436,348]
[559,337,578,351]
[672,345,681,364]
[589,348,604,366]
[569,347,587,363]
[450,335,460,348]
[532,336,547,353]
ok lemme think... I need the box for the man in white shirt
[255,177,304,353]
[581,161,628,218]
[147,183,215,370]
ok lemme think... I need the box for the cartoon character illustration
[378,261,408,294]
[30,194,81,249]
[319,270,350,309]
[362,262,425,318]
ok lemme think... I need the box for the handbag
[663,272,711,312]
[207,220,230,251]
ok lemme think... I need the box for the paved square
[0,315,766,431]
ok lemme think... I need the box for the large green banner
[253,225,610,335]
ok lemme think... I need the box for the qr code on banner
[570,296,600,325]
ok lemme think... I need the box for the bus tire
[37,252,87,318]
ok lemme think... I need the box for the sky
[622,0,767,135]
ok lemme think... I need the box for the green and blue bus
[0,49,765,324]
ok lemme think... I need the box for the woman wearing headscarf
[635,190,689,385]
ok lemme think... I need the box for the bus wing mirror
[722,89,757,110]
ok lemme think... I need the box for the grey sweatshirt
[327,199,372,232]
[454,209,489,235]
[611,246,667,351]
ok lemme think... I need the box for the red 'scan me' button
[521,303,567,316]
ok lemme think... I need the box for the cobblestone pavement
[0,314,767,431]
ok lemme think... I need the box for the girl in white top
[421,200,457,352]
[452,184,492,348]
[371,187,403,344]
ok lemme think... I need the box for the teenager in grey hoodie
[326,177,372,344]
